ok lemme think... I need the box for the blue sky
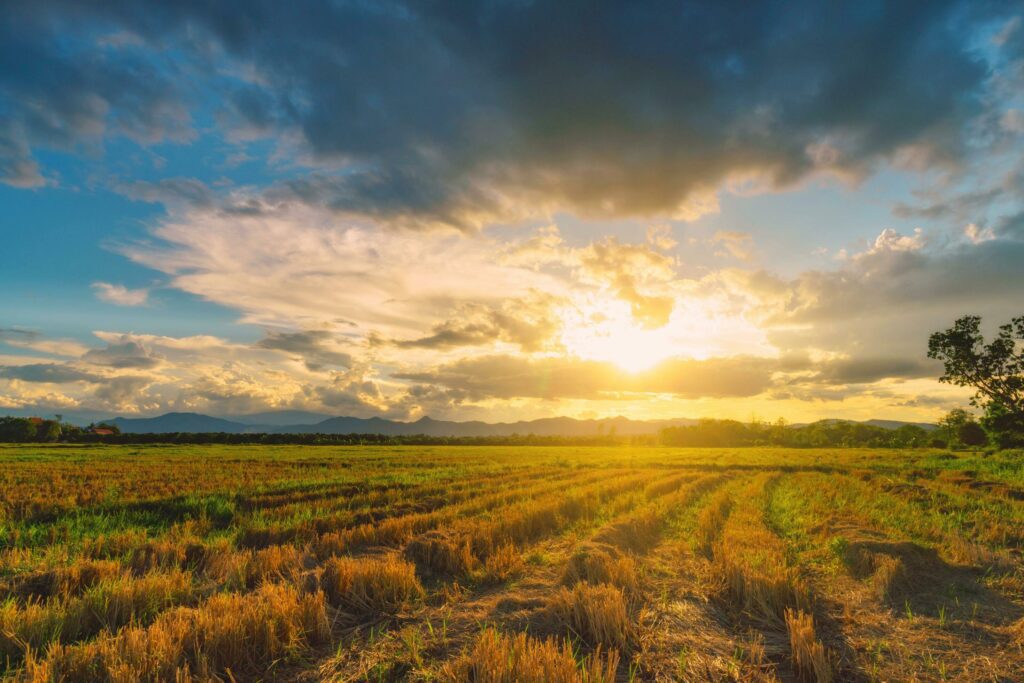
[2,1,1023,422]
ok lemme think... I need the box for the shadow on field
[846,538,1023,630]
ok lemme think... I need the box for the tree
[938,408,972,448]
[981,401,1024,449]
[0,417,37,442]
[928,315,1024,419]
[929,315,1024,447]
[892,424,928,448]
[39,419,61,442]
[958,420,987,448]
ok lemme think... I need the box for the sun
[560,299,679,373]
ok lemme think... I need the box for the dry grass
[544,583,632,650]
[24,583,329,681]
[4,445,1024,681]
[785,609,834,683]
[319,555,423,617]
[481,543,525,584]
[712,477,812,626]
[444,630,619,683]
[695,487,733,557]
[591,507,662,554]
[406,529,479,576]
[129,540,186,575]
[406,474,649,578]
[4,560,122,602]
[1,569,195,664]
[561,543,638,596]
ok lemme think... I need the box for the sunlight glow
[560,299,681,373]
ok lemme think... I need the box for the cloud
[91,282,150,306]
[386,294,564,353]
[893,187,1004,221]
[255,330,353,371]
[862,227,927,256]
[964,223,996,244]
[83,338,161,369]
[0,3,193,188]
[0,125,46,187]
[712,231,755,262]
[577,238,676,329]
[0,328,89,357]
[504,228,679,329]
[314,371,387,414]
[0,363,102,383]
[725,228,1024,379]
[397,354,777,401]
[119,200,569,336]
[93,375,152,408]
[2,1,1013,231]
[111,177,214,207]
[811,357,937,385]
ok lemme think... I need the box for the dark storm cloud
[1,1,1013,228]
[0,3,192,186]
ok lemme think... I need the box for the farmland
[1,445,1024,681]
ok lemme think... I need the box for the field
[2,445,1024,682]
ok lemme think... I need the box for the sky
[2,1,1024,424]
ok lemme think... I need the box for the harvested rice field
[2,444,1024,682]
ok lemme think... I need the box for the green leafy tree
[928,315,1024,447]
[892,424,928,448]
[958,420,987,448]
[0,417,37,442]
[39,419,62,442]
[937,408,972,448]
[981,401,1024,449]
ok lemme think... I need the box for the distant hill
[862,419,937,431]
[226,410,334,426]
[274,415,698,437]
[105,412,698,435]
[791,418,938,431]
[106,412,253,434]
[100,411,935,436]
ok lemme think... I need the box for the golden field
[1,444,1023,681]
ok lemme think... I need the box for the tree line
[0,416,965,448]
[659,416,981,449]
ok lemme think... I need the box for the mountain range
[99,412,936,436]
